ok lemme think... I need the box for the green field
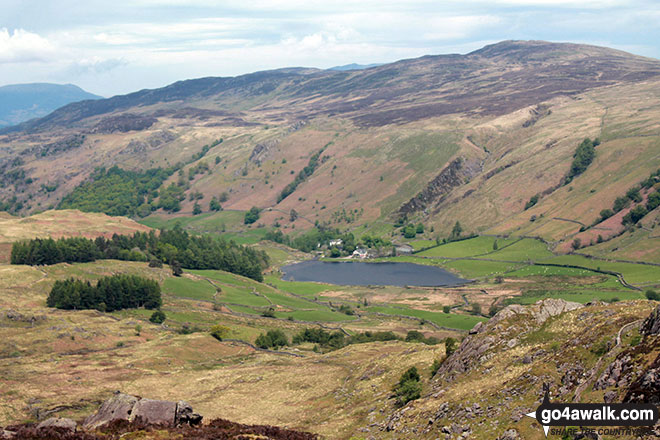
[441,259,521,278]
[264,275,333,297]
[486,238,554,262]
[545,255,660,285]
[366,305,485,330]
[417,236,517,258]
[163,277,216,301]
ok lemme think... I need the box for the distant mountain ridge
[0,83,102,128]
[328,63,384,71]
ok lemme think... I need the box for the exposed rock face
[399,157,482,214]
[82,392,202,430]
[436,299,582,381]
[36,417,77,431]
[623,353,660,404]
[641,305,660,336]
[594,355,633,390]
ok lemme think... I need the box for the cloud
[0,28,57,63]
[69,56,128,74]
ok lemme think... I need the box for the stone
[496,428,521,440]
[641,305,660,336]
[36,417,77,431]
[131,398,177,425]
[83,392,139,430]
[175,400,203,426]
[0,430,15,439]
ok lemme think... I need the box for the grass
[441,259,521,278]
[545,254,660,284]
[163,277,216,301]
[366,305,485,330]
[264,275,333,297]
[486,238,554,262]
[417,236,516,258]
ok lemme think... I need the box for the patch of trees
[524,194,539,210]
[290,328,436,352]
[565,138,599,183]
[392,367,422,407]
[244,207,261,224]
[11,225,270,281]
[59,166,175,217]
[277,142,332,202]
[595,168,660,227]
[255,329,289,349]
[47,274,161,312]
[264,227,362,255]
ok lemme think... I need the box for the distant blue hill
[0,83,102,128]
[328,63,383,71]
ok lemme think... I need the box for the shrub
[170,259,183,276]
[148,258,163,268]
[149,310,166,324]
[255,329,288,349]
[443,305,451,314]
[445,337,457,356]
[338,304,354,315]
[261,308,276,318]
[646,289,660,301]
[430,359,442,378]
[244,206,261,224]
[210,324,230,341]
[571,238,581,250]
[392,367,422,407]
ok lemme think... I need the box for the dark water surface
[280,261,469,287]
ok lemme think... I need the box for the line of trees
[47,274,161,312]
[277,143,331,202]
[11,225,270,281]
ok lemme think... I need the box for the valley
[0,40,659,439]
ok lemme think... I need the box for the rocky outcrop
[82,392,202,430]
[92,114,157,133]
[497,429,521,440]
[641,305,660,336]
[399,157,481,214]
[436,299,582,381]
[623,353,660,404]
[594,355,633,390]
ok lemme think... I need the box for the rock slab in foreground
[83,392,202,430]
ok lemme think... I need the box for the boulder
[82,392,139,430]
[82,392,203,430]
[175,400,203,426]
[497,429,520,440]
[641,305,660,336]
[0,430,15,439]
[36,417,77,431]
[131,398,177,425]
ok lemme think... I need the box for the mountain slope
[0,83,102,128]
[1,40,659,257]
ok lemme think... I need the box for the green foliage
[392,367,422,407]
[599,209,614,222]
[444,337,457,356]
[292,328,398,351]
[403,224,417,239]
[450,221,463,241]
[443,305,451,314]
[405,330,439,345]
[192,202,202,215]
[566,138,597,182]
[524,194,539,210]
[571,238,582,250]
[415,223,424,234]
[58,166,174,216]
[278,143,331,202]
[622,205,648,225]
[255,329,289,349]
[210,324,230,341]
[149,310,166,324]
[591,340,609,356]
[148,258,163,268]
[209,197,222,212]
[13,227,269,281]
[170,259,183,276]
[647,191,660,211]
[47,274,161,312]
[430,359,442,378]
[646,289,660,301]
[244,206,261,224]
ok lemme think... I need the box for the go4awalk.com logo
[525,384,658,437]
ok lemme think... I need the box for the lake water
[280,261,469,287]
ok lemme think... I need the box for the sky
[2,0,660,97]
